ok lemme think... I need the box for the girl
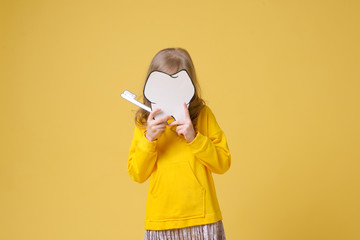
[127,48,231,240]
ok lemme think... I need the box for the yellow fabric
[127,105,231,230]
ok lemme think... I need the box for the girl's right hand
[145,108,171,142]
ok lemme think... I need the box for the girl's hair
[135,47,205,129]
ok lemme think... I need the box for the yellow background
[1,0,359,239]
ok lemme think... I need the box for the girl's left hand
[168,103,196,143]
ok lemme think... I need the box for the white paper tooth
[144,70,195,121]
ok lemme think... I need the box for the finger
[148,108,162,121]
[149,123,167,132]
[152,122,168,129]
[153,126,166,132]
[168,120,184,127]
[153,115,172,125]
[148,124,167,134]
[176,126,184,134]
[183,102,190,120]
[177,128,184,137]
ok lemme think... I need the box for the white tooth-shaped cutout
[144,70,195,121]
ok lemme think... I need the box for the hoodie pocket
[149,161,205,221]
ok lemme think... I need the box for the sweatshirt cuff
[186,131,208,154]
[138,131,158,152]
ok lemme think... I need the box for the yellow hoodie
[127,105,231,230]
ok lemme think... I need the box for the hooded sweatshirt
[127,105,231,230]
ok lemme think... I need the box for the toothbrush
[121,90,152,112]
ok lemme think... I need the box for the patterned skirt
[144,220,226,240]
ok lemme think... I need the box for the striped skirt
[144,220,226,240]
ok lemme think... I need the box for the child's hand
[168,103,196,143]
[145,108,171,142]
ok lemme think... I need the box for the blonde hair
[135,47,205,129]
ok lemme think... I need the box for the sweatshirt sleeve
[187,106,231,174]
[127,125,158,183]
